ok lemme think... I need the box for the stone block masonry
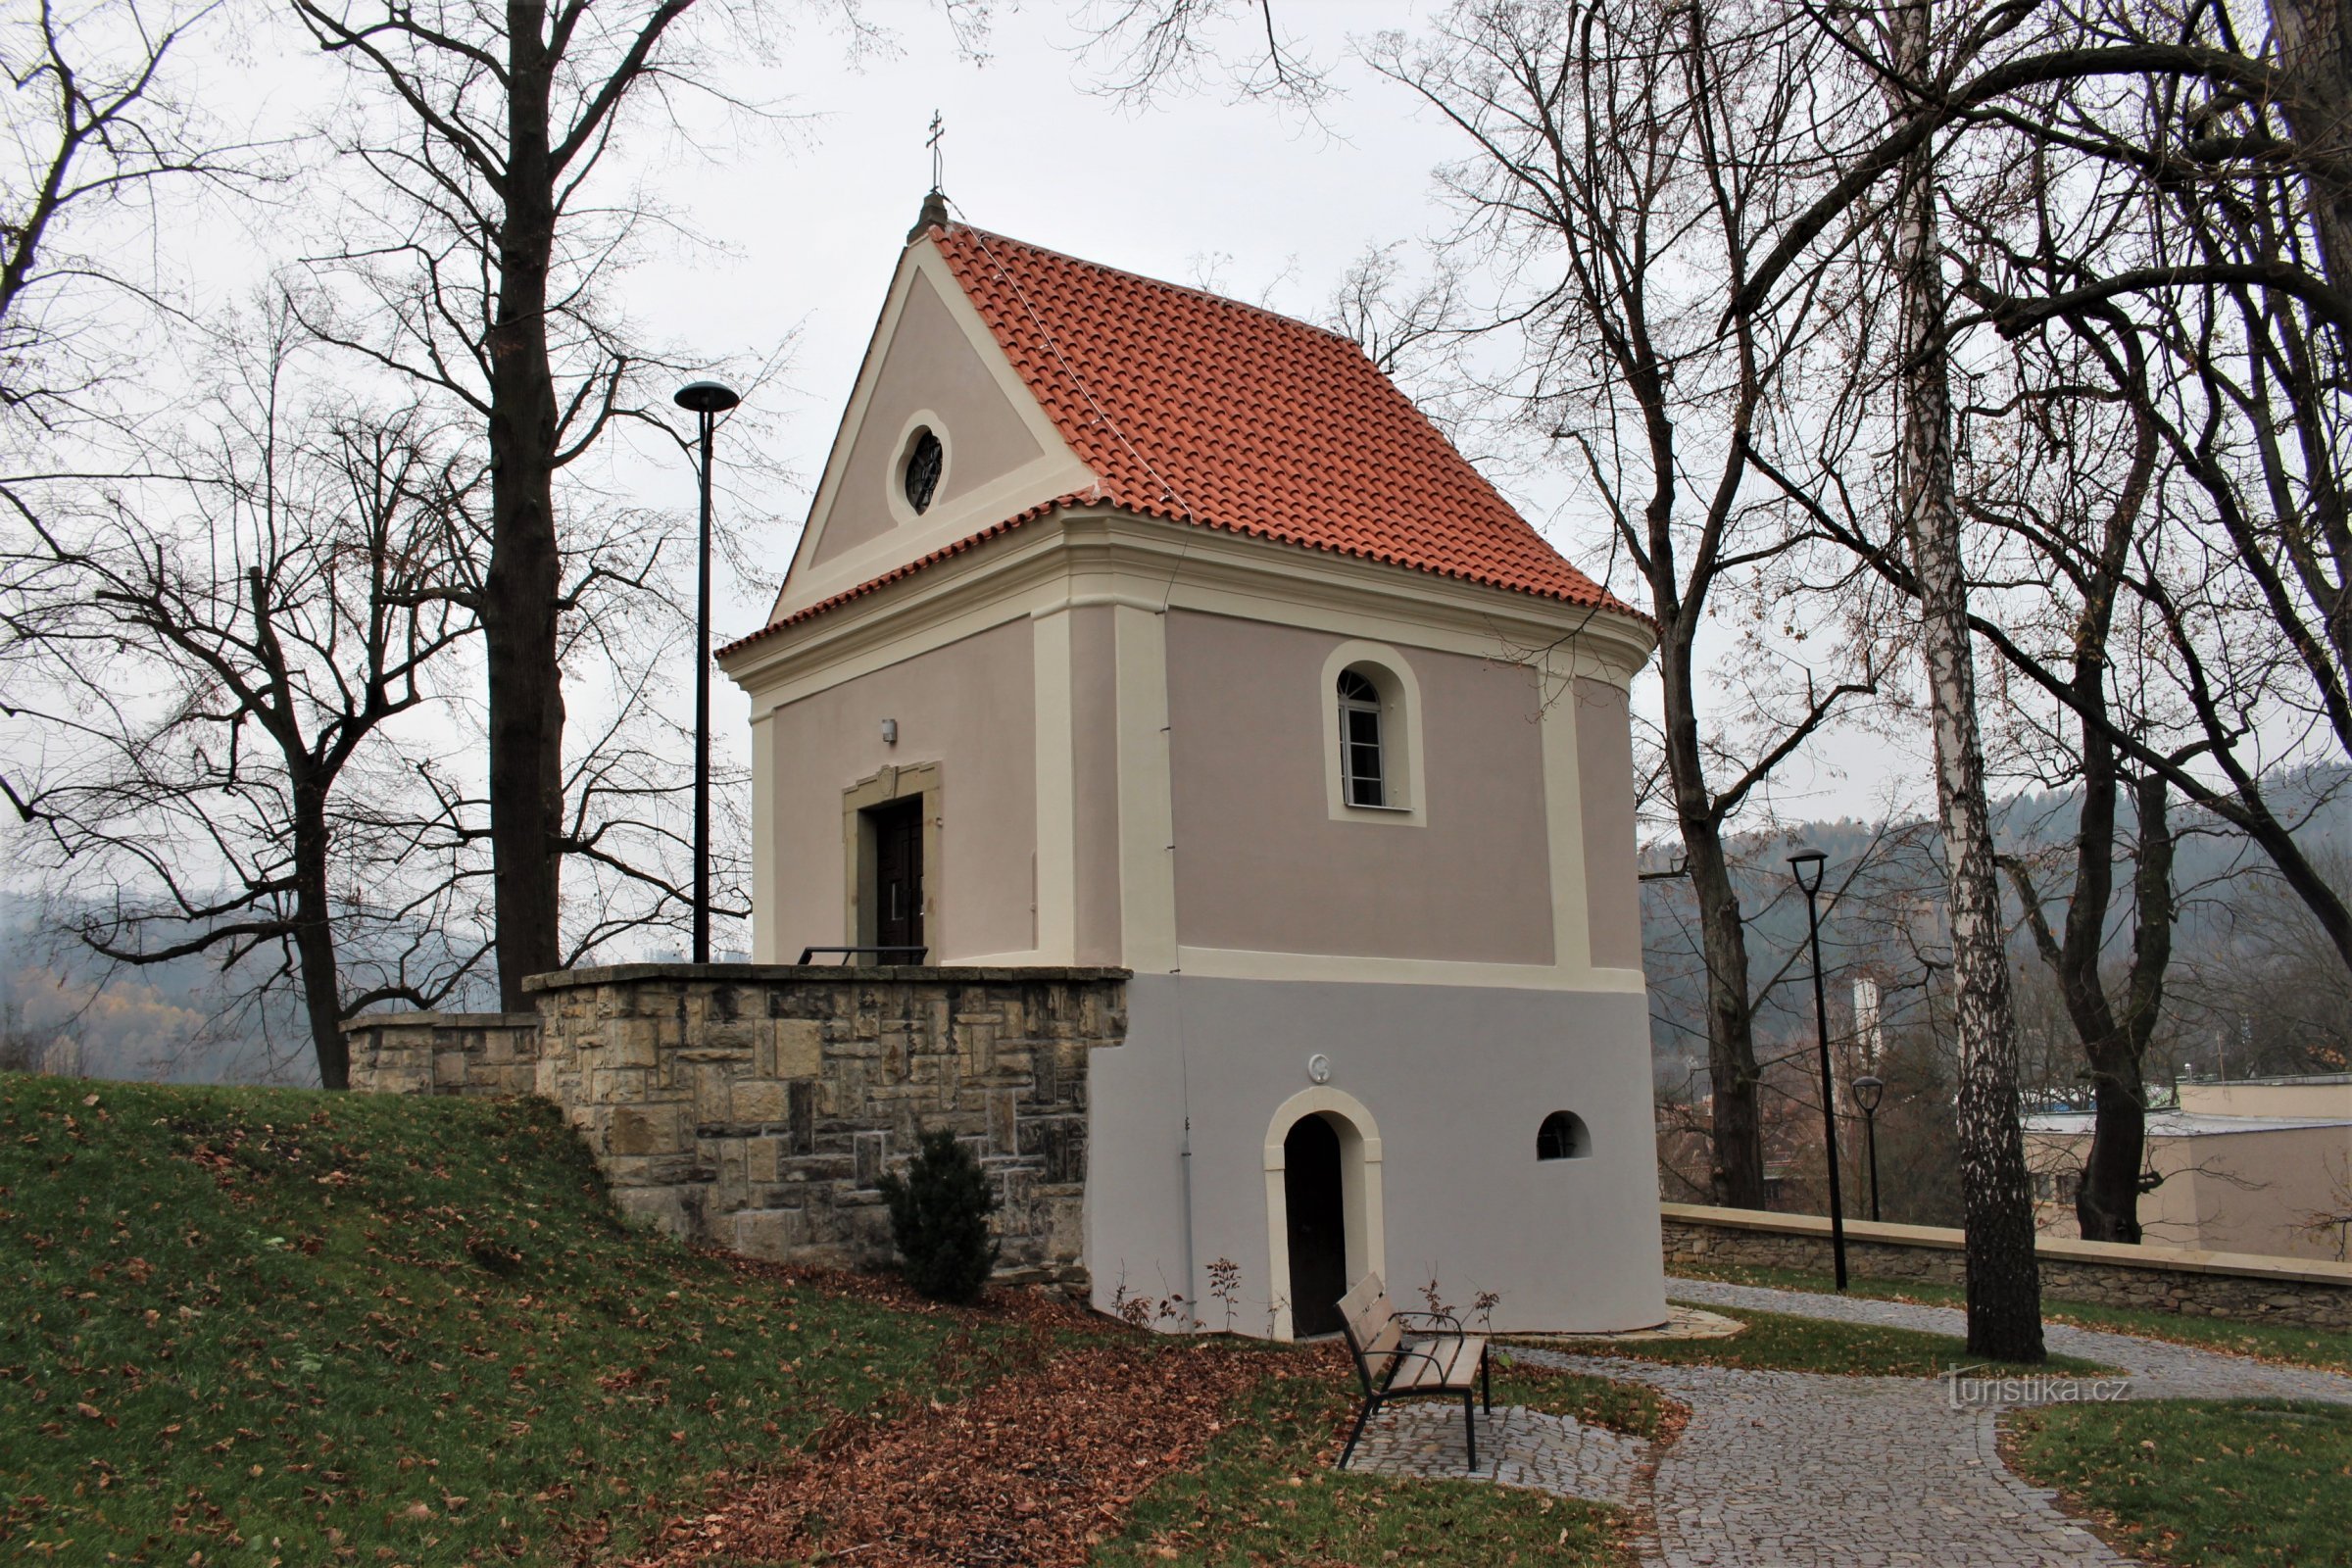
[343,1012,542,1098]
[350,967,1127,1285]
[523,963,1125,1286]
[1660,1201,2352,1332]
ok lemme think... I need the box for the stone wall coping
[343,1010,541,1033]
[1659,1201,2352,1288]
[521,961,1133,993]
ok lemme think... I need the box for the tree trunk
[1662,637,1768,1206]
[2078,773,2174,1241]
[290,774,350,1090]
[1886,0,2044,1362]
[483,4,566,1007]
[2274,0,2352,303]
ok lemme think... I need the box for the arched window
[1537,1110,1592,1160]
[1338,668,1387,807]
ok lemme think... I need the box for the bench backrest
[1336,1271,1404,1394]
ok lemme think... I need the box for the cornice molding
[719,508,1658,702]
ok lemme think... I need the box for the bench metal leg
[1462,1387,1478,1471]
[1340,1394,1379,1470]
[1481,1345,1493,1413]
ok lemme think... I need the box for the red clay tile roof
[720,223,1638,658]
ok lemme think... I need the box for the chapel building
[716,201,1668,1337]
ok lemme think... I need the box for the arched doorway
[1261,1087,1387,1343]
[1283,1114,1348,1337]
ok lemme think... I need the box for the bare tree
[1740,0,2352,968]
[285,0,762,1004]
[0,0,249,423]
[1372,1,1885,1207]
[1,300,489,1086]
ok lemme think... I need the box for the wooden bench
[1335,1271,1493,1471]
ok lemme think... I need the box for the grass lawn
[1669,1261,2352,1374]
[2005,1399,2352,1566]
[2,1073,1664,1568]
[1096,1347,1641,1567]
[1516,1305,2114,1377]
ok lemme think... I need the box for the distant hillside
[1641,765,2352,1089]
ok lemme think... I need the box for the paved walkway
[1344,1399,1645,1503]
[1340,1280,2352,1567]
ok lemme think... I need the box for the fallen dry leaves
[624,1285,1275,1568]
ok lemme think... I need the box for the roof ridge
[939,220,1363,348]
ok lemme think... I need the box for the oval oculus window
[903,427,944,514]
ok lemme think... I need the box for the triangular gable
[775,239,1099,618]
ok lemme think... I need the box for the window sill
[1343,802,1415,814]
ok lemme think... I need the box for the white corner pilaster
[1113,603,1179,972]
[1541,665,1594,974]
[748,707,780,963]
[1032,606,1078,961]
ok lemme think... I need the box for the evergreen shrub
[877,1128,1000,1303]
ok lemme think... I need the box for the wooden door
[869,797,924,955]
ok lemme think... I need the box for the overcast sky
[166,1,1920,850]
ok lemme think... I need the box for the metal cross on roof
[927,110,945,195]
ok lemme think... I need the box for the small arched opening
[1537,1110,1592,1161]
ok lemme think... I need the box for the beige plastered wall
[759,617,1039,963]
[1163,611,1555,963]
[730,511,1656,986]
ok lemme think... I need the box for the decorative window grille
[903,428,944,514]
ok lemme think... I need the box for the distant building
[2025,1074,2352,1260]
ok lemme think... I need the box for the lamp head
[673,380,741,416]
[1788,847,1827,894]
[1852,1074,1886,1113]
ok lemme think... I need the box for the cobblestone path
[1342,1399,1646,1503]
[1339,1281,2348,1565]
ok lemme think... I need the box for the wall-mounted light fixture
[880,718,899,746]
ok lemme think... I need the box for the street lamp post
[1788,848,1848,1290]
[1852,1073,1886,1224]
[673,378,741,965]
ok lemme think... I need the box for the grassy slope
[1,1076,1647,1568]
[1668,1261,2352,1373]
[0,1075,1007,1565]
[2006,1400,2352,1567]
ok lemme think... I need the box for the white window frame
[1320,640,1426,827]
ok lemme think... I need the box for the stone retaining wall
[1661,1202,2352,1331]
[344,1011,541,1098]
[523,964,1126,1287]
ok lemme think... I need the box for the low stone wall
[344,1011,540,1098]
[1660,1202,2352,1332]
[525,964,1126,1287]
